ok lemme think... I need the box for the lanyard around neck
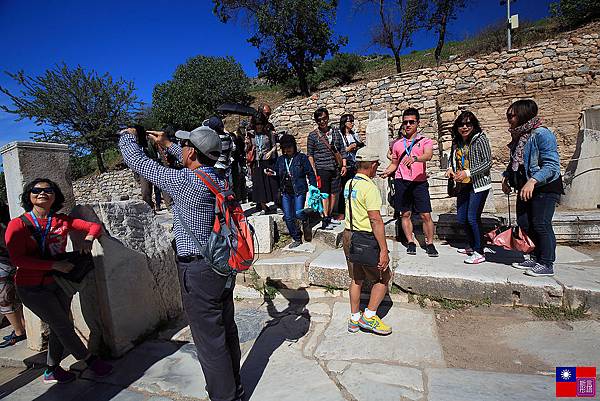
[404,136,417,156]
[284,156,294,174]
[29,211,53,254]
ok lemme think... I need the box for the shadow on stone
[240,285,311,400]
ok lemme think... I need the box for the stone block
[393,244,564,306]
[248,215,275,254]
[554,264,600,312]
[313,222,344,248]
[426,368,553,401]
[308,250,351,289]
[562,129,600,209]
[253,255,311,288]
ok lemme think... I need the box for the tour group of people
[0,98,563,401]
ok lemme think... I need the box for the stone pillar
[365,110,391,215]
[562,129,600,209]
[0,141,73,351]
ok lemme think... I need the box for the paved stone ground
[2,288,599,401]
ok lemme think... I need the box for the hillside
[248,17,599,111]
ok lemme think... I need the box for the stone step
[299,242,600,311]
[312,222,345,248]
[253,255,311,288]
[384,211,600,243]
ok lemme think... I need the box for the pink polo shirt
[392,134,433,182]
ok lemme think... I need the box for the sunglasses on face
[459,122,473,128]
[31,187,55,195]
[347,119,354,123]
[316,116,329,122]
[178,139,193,148]
[402,120,418,126]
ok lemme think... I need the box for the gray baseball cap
[175,126,222,161]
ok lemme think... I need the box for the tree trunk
[94,148,107,173]
[298,70,310,97]
[393,49,402,73]
[434,14,448,66]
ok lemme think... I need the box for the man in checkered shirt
[119,126,244,401]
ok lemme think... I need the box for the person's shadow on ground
[240,285,311,400]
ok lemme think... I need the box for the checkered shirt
[119,134,224,257]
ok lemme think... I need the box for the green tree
[0,64,139,173]
[427,0,467,65]
[550,0,600,28]
[213,0,347,96]
[357,0,427,73]
[317,53,364,84]
[152,56,250,130]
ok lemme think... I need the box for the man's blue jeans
[456,187,489,254]
[281,193,306,242]
[517,192,560,267]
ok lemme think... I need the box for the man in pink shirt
[382,108,438,257]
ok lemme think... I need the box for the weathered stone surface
[554,264,600,311]
[70,202,182,357]
[308,250,351,289]
[337,363,424,401]
[563,128,600,209]
[253,255,310,288]
[73,169,142,204]
[498,320,600,367]
[248,215,275,253]
[314,302,445,367]
[313,222,344,248]
[129,344,207,399]
[281,241,317,253]
[426,368,553,401]
[393,243,563,306]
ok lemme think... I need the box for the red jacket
[5,213,102,287]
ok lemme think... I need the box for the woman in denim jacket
[502,99,563,277]
[266,134,318,248]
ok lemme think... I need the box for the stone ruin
[0,142,182,356]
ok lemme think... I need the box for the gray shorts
[0,262,19,314]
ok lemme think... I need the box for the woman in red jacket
[5,178,112,384]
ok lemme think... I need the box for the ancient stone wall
[271,24,600,174]
[73,169,141,203]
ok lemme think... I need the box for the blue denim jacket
[523,127,561,186]
[274,152,318,195]
[505,127,561,186]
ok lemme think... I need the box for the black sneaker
[406,242,417,255]
[426,243,439,257]
[524,263,554,277]
[302,219,313,242]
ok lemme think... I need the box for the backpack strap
[346,176,366,233]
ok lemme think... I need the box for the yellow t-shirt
[343,173,382,233]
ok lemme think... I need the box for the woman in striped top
[446,111,493,264]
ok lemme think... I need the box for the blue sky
[0,0,555,148]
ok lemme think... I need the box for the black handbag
[52,251,95,283]
[346,178,381,267]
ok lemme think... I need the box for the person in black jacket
[266,135,317,248]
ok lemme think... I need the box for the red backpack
[177,170,255,288]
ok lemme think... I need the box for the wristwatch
[412,156,418,162]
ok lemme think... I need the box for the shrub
[550,0,600,28]
[317,53,364,84]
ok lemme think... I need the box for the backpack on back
[194,170,254,274]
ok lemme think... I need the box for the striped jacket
[449,131,493,193]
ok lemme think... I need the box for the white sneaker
[457,248,474,255]
[464,251,486,264]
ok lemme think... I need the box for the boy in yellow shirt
[343,147,392,335]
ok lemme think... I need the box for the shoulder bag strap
[317,130,340,158]
[347,179,355,232]
[173,208,205,255]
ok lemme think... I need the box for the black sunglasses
[31,187,55,195]
[316,116,329,122]
[402,120,418,126]
[459,122,473,128]
[178,139,194,148]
